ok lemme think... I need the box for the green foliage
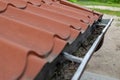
[68,0,120,16]
[92,8,120,17]
[89,0,120,3]
[68,0,77,2]
[68,0,120,3]
[75,1,120,7]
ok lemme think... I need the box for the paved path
[81,71,119,80]
[85,15,120,79]
[85,6,120,11]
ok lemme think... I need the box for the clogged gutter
[0,0,112,80]
[51,25,104,80]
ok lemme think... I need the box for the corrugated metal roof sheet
[0,0,103,80]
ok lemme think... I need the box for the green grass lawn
[91,8,120,16]
[74,1,120,7]
[71,1,120,16]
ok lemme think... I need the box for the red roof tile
[0,37,27,80]
[0,0,102,80]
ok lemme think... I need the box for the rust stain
[0,0,102,80]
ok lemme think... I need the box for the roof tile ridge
[2,0,27,9]
[18,52,47,80]
[0,15,55,57]
[23,0,43,6]
[0,36,47,80]
[0,1,8,12]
